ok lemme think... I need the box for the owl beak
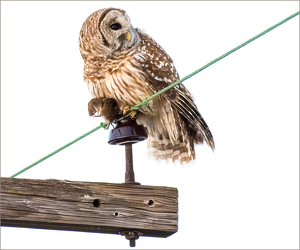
[124,31,131,41]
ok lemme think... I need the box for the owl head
[79,8,140,60]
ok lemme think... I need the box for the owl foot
[123,105,131,116]
[123,105,137,120]
[88,97,119,123]
[129,110,137,119]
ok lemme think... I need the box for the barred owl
[79,8,215,163]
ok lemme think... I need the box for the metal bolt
[121,231,143,247]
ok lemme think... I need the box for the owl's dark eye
[110,23,122,30]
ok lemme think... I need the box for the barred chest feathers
[85,50,155,111]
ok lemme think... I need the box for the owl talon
[122,105,137,119]
[123,105,131,116]
[129,110,137,119]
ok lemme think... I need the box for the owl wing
[136,30,215,149]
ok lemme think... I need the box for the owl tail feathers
[147,134,196,164]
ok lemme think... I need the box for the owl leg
[88,97,120,123]
[123,105,137,119]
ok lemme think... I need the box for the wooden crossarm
[1,177,178,238]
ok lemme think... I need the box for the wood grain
[1,177,178,237]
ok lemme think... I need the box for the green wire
[129,10,300,112]
[10,11,299,178]
[10,123,108,178]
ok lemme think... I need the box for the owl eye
[110,23,122,30]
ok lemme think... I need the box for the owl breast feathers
[79,7,215,163]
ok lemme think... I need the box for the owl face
[79,8,140,60]
[99,9,138,52]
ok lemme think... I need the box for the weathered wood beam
[1,177,178,239]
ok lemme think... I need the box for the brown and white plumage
[79,7,214,163]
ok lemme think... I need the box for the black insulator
[108,117,148,145]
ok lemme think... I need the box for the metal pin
[125,144,135,183]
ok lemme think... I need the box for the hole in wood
[93,199,101,207]
[114,212,119,217]
[148,199,154,206]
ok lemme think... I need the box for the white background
[1,1,299,249]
